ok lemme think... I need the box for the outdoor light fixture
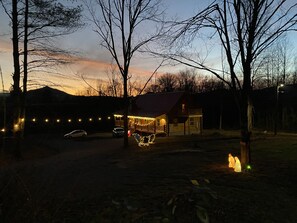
[20,118,25,122]
[78,118,82,122]
[1,128,5,132]
[14,124,19,131]
[246,164,252,170]
[68,119,72,123]
[107,116,111,120]
[32,118,36,122]
[228,153,241,173]
[89,118,93,122]
[45,119,49,123]
[98,117,101,121]
[56,119,60,123]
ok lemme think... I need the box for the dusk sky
[1,0,297,95]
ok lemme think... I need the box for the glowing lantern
[228,153,242,173]
[234,157,241,172]
[228,153,235,168]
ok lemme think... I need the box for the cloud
[71,56,165,81]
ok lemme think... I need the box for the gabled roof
[131,91,185,118]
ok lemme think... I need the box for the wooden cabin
[114,92,203,136]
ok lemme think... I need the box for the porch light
[14,124,19,131]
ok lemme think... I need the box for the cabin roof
[130,91,185,117]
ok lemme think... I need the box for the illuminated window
[182,103,186,113]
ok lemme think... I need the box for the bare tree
[84,0,165,147]
[157,73,177,92]
[1,0,83,156]
[162,0,297,167]
[176,69,198,93]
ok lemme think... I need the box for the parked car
[64,130,87,138]
[112,127,125,137]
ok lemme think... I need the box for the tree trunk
[240,63,252,168]
[20,0,29,138]
[123,74,129,148]
[12,0,22,158]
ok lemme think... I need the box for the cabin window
[189,117,194,126]
[182,103,186,113]
[173,118,178,126]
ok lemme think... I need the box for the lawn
[0,131,296,222]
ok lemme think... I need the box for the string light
[134,120,155,127]
[29,116,115,123]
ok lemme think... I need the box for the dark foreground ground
[0,131,297,223]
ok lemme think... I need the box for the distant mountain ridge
[26,86,73,103]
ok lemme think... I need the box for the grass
[0,130,297,222]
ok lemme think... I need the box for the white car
[64,130,87,138]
